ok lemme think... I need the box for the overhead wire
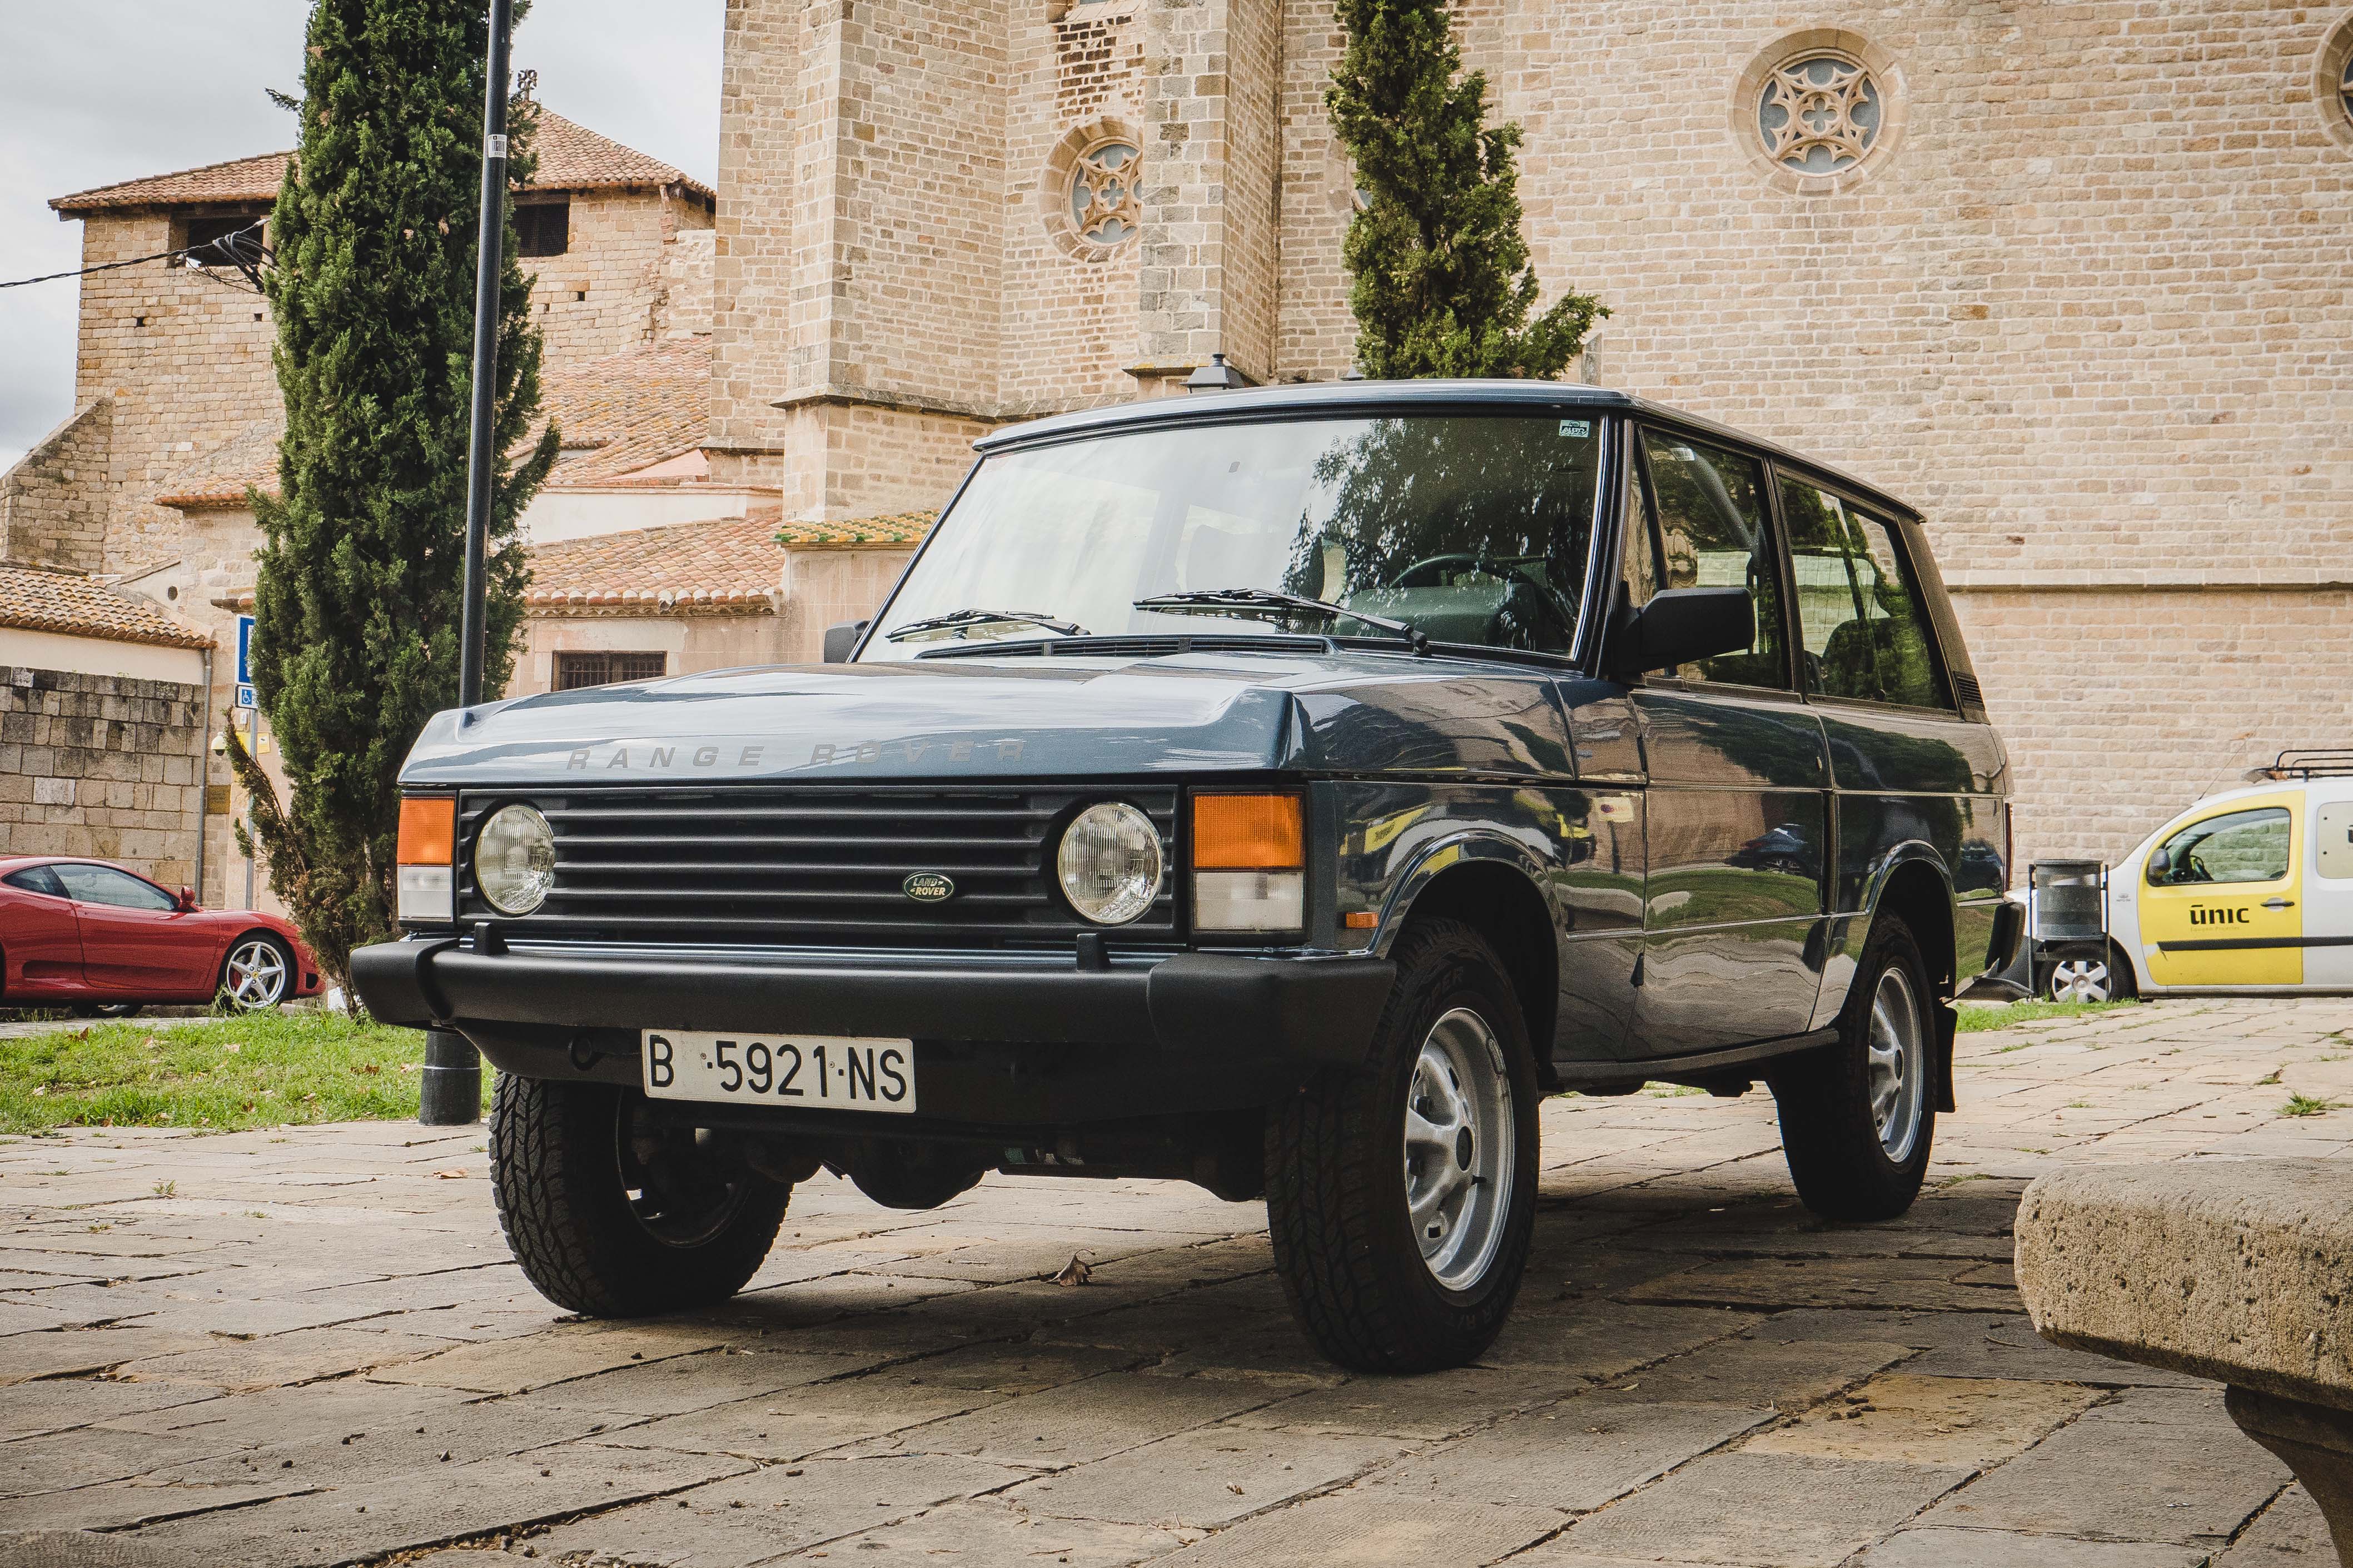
[0,220,270,290]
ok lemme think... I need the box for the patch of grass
[2281,1094,2340,1119]
[0,1012,427,1136]
[1956,1000,2138,1034]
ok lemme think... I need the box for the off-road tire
[1265,918,1539,1372]
[489,1074,790,1317]
[1771,914,1937,1222]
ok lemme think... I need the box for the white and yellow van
[2104,756,2353,997]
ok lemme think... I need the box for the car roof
[972,377,1923,522]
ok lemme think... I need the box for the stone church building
[706,0,2353,865]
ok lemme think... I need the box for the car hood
[397,650,1576,787]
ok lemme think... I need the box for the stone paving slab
[1,996,2349,1565]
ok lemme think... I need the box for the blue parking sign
[235,684,257,710]
[236,615,255,686]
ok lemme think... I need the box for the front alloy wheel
[1405,1009,1516,1290]
[1267,918,1538,1372]
[490,1076,790,1317]
[221,937,291,1011]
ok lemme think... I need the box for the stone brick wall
[0,665,205,890]
[525,188,715,362]
[1955,588,2353,867]
[999,1,1146,411]
[71,211,280,571]
[0,398,112,573]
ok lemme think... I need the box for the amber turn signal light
[397,796,456,866]
[1192,793,1303,870]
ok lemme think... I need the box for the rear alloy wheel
[1771,914,1938,1222]
[490,1075,789,1317]
[1266,918,1538,1372]
[220,937,292,1012]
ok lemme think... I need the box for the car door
[2138,795,2303,988]
[49,863,219,997]
[2307,787,2353,990]
[0,865,86,997]
[1778,474,2007,1024]
[1621,427,1830,1056]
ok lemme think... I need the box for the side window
[51,864,177,911]
[3,865,64,897]
[1638,431,1785,687]
[1782,480,1949,709]
[2146,807,2292,886]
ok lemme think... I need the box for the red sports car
[0,857,322,1017]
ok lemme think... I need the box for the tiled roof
[776,512,936,547]
[525,516,787,614]
[538,338,712,486]
[0,566,213,650]
[152,418,283,511]
[51,111,712,213]
[525,511,933,615]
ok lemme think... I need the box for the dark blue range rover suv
[356,380,2018,1372]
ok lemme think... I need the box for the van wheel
[1265,918,1538,1372]
[1771,915,1937,1222]
[489,1076,790,1317]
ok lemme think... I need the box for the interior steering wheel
[1385,554,1575,623]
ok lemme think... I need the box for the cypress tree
[1327,0,1605,379]
[244,0,558,989]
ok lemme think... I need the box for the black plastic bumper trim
[350,938,1396,1070]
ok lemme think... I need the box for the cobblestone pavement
[3,997,2351,1568]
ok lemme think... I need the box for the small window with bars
[553,651,666,691]
[514,200,571,258]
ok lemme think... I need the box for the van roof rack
[2247,750,2353,781]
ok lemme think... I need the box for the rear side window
[1635,431,1786,688]
[2147,807,2292,886]
[1782,480,1949,709]
[3,866,64,897]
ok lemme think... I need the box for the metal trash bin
[2028,860,2117,1000]
[2029,860,2107,945]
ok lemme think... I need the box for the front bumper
[352,934,1396,1074]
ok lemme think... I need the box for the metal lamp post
[420,0,514,1128]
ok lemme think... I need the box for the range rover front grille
[455,786,1181,948]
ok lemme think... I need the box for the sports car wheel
[1265,917,1538,1372]
[490,1076,790,1317]
[220,936,293,1011]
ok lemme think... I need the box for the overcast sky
[0,1,724,472]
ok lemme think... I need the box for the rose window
[1758,54,1883,174]
[1069,140,1141,248]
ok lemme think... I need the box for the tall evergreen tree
[245,0,558,990]
[1327,0,1605,379]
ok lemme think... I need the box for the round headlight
[475,804,556,916]
[1056,802,1164,925]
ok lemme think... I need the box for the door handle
[2262,898,2294,910]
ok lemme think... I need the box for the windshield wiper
[1132,588,1428,655]
[884,608,1088,643]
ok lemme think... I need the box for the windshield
[861,412,1604,659]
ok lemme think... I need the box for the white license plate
[642,1031,916,1113]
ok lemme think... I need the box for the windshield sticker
[1559,420,1590,438]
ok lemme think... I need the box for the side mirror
[1607,586,1755,680]
[822,620,870,664]
[177,887,200,912]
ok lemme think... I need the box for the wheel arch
[1869,853,1958,1002]
[217,926,296,991]
[1375,844,1558,1064]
